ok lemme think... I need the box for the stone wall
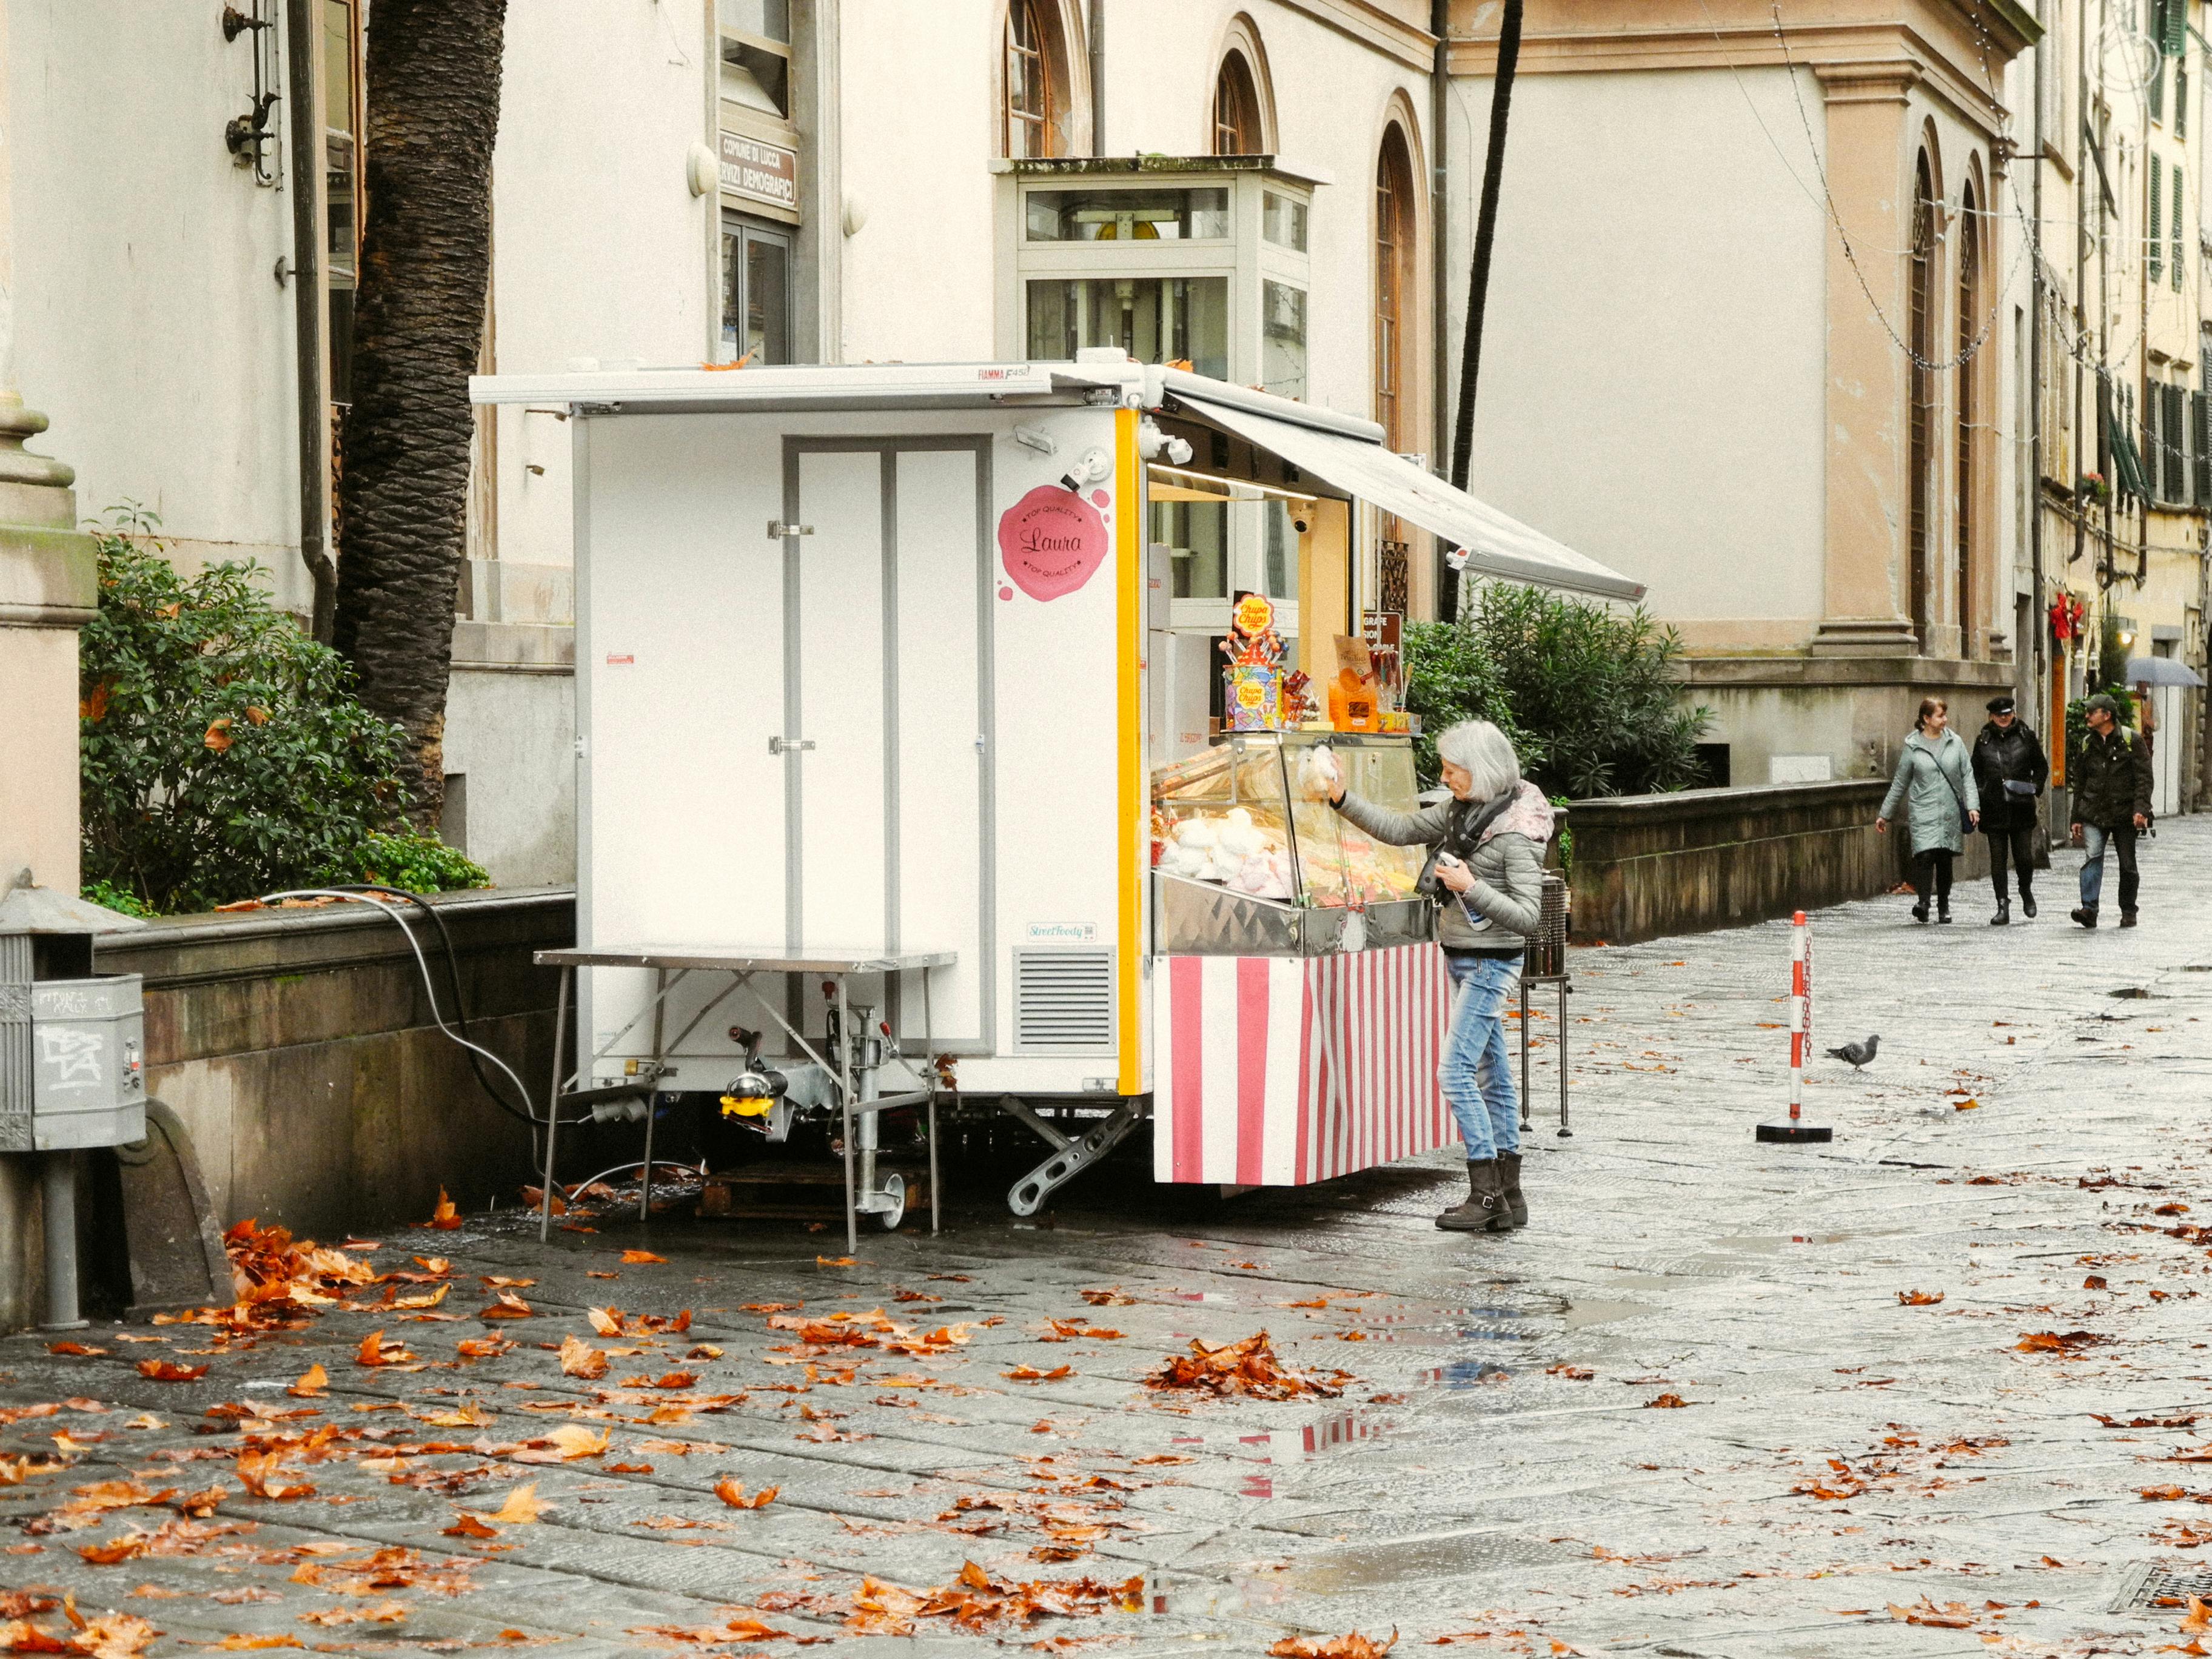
[1567,779,2000,945]
[0,888,574,1332]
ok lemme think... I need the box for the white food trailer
[471,354,1641,1228]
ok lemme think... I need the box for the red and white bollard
[1757,910,1831,1144]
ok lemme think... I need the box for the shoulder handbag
[1931,744,1974,836]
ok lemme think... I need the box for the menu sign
[719,132,799,212]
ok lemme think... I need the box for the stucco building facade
[8,0,1455,886]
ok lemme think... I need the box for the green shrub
[1402,612,1521,785]
[79,879,153,920]
[359,831,489,894]
[78,507,487,914]
[1404,583,1711,799]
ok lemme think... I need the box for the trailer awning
[1165,384,1646,604]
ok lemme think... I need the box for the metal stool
[1518,873,1572,1138]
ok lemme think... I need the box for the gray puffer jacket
[1335,780,1551,951]
[1877,726,1980,855]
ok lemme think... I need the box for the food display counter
[1148,728,1457,1187]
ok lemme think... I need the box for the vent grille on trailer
[1013,951,1114,1052]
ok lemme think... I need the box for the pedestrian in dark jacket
[1877,697,1979,923]
[2069,692,2154,929]
[1969,695,2049,926]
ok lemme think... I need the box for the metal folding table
[532,946,954,1252]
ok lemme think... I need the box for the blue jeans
[2077,823,2140,912]
[1441,953,1520,1161]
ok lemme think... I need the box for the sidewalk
[3,819,2210,1655]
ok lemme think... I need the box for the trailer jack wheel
[875,1171,906,1231]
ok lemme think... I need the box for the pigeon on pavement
[1826,1034,1880,1070]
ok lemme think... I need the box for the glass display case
[1150,731,1432,956]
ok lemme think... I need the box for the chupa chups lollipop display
[1221,591,1288,732]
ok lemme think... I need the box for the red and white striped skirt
[1153,942,1455,1185]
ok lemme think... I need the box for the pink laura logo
[997,485,1107,602]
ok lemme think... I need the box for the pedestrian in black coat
[2068,694,2156,929]
[1969,695,2049,927]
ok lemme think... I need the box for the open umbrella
[2123,656,2207,688]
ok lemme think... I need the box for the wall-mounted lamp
[686,142,718,198]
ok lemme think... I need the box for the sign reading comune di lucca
[720,132,799,212]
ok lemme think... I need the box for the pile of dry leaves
[151,1219,380,1335]
[0,1592,158,1657]
[757,1562,1143,1635]
[1143,1332,1350,1401]
[1268,1632,1396,1659]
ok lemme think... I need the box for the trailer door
[786,437,993,1049]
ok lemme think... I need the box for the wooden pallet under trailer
[699,1163,932,1225]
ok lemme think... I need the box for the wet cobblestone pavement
[6,819,2212,1655]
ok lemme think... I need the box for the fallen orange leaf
[712,1476,778,1509]
[558,1334,608,1380]
[620,1250,667,1264]
[134,1360,209,1382]
[287,1364,328,1398]
[488,1483,549,1523]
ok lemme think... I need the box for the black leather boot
[1989,900,2010,926]
[1436,1159,1507,1232]
[1495,1151,1529,1229]
[1937,897,1952,923]
[2020,885,2037,919]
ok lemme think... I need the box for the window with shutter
[2179,50,2190,138]
[2164,0,2187,58]
[2193,390,2212,505]
[2151,157,2163,281]
[2153,52,2167,119]
[2168,383,2185,500]
[2173,175,2185,289]
[2168,383,2188,500]
[2148,381,2165,498]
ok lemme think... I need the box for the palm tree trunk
[331,0,508,828]
[1441,0,1524,623]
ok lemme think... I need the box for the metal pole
[1088,0,1107,156]
[924,970,939,1236]
[639,968,665,1222]
[283,0,336,641]
[540,966,569,1243]
[1517,973,1530,1130]
[41,1151,85,1331]
[837,977,857,1255]
[1555,979,1570,1136]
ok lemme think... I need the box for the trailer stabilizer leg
[1007,1098,1146,1217]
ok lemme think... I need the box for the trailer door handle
[769,736,816,756]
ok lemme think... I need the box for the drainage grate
[2111,1560,2212,1613]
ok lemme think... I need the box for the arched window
[1955,179,1980,655]
[1215,52,1262,154]
[1004,0,1057,158]
[1907,153,1937,651]
[1375,126,1416,450]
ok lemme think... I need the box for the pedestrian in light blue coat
[1876,696,1980,924]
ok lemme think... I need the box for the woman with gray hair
[1317,720,1552,1232]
